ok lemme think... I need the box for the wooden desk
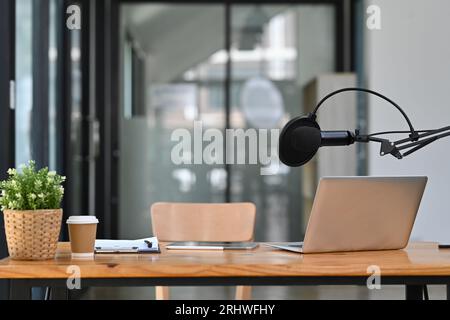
[1,242,450,300]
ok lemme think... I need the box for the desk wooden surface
[1,242,450,279]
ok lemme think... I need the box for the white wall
[364,0,450,242]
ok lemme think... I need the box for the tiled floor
[82,285,448,300]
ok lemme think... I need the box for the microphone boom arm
[355,126,450,159]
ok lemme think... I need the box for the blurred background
[1,0,450,299]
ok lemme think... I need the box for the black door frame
[57,0,93,238]
[94,0,121,238]
[31,0,50,168]
[0,0,15,301]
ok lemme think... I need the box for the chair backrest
[151,202,256,242]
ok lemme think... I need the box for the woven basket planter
[3,209,62,260]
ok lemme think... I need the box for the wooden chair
[151,202,256,300]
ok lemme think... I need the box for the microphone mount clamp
[355,126,450,159]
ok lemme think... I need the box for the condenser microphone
[279,88,450,167]
[279,115,356,167]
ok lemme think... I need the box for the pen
[144,240,153,248]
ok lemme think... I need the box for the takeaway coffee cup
[66,216,99,258]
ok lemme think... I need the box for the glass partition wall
[119,4,227,238]
[229,5,335,241]
[118,3,337,242]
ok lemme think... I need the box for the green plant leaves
[0,160,65,211]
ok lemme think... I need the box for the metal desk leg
[9,280,32,300]
[405,285,423,300]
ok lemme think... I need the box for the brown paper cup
[67,216,99,259]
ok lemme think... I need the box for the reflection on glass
[15,0,60,171]
[15,0,33,166]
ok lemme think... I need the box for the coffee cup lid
[66,215,99,224]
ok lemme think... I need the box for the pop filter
[279,116,321,167]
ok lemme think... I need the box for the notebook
[95,237,160,253]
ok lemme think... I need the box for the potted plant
[0,160,65,260]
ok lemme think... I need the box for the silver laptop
[266,176,427,253]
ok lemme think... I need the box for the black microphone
[279,115,355,167]
[279,88,450,167]
[320,131,356,146]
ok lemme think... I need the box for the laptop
[266,176,427,254]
